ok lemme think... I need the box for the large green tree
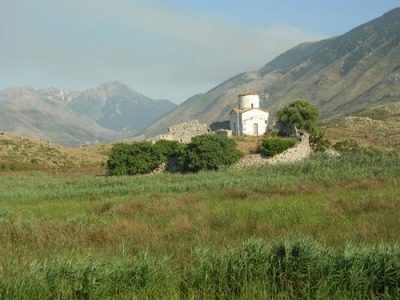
[277,100,319,133]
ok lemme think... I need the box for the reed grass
[1,151,400,298]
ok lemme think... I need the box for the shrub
[310,129,331,152]
[154,140,186,172]
[333,139,361,154]
[153,140,185,160]
[106,142,164,176]
[179,134,242,172]
[277,100,319,133]
[260,138,297,157]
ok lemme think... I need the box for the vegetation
[179,134,242,172]
[260,137,297,157]
[333,139,362,154]
[0,132,108,171]
[2,239,400,299]
[106,136,242,175]
[310,129,331,152]
[106,142,164,175]
[357,108,390,121]
[277,100,319,133]
[153,140,185,160]
[1,151,400,298]
[321,103,400,152]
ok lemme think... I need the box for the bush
[310,129,331,152]
[333,139,361,154]
[106,142,164,176]
[153,140,185,160]
[179,134,242,172]
[154,140,186,172]
[260,138,297,157]
[277,100,319,133]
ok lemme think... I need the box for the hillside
[322,102,400,151]
[0,131,109,171]
[0,82,176,146]
[67,82,176,134]
[143,7,400,136]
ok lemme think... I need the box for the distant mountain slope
[0,86,118,146]
[68,82,176,134]
[0,82,176,146]
[143,7,400,136]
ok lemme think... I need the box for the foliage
[182,239,400,298]
[2,239,400,299]
[358,109,390,121]
[1,152,400,297]
[310,129,331,152]
[178,134,242,172]
[333,139,361,154]
[154,140,186,172]
[260,137,297,157]
[153,140,185,160]
[277,100,319,133]
[106,142,164,176]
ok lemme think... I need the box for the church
[229,94,269,136]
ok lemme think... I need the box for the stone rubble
[151,120,210,143]
[235,133,312,169]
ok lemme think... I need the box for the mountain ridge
[143,7,400,137]
[0,82,176,146]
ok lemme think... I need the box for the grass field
[1,151,400,298]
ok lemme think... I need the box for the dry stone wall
[151,120,210,143]
[236,133,312,169]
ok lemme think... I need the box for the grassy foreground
[1,152,400,298]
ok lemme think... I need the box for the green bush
[153,140,185,160]
[154,140,186,172]
[260,138,297,157]
[179,134,242,172]
[333,139,361,153]
[310,129,331,152]
[106,142,164,176]
[277,100,319,133]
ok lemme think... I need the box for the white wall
[238,95,260,109]
[241,109,269,136]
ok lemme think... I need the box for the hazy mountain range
[143,7,400,136]
[1,8,400,145]
[0,82,176,146]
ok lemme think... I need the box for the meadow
[1,151,400,298]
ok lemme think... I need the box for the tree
[178,134,242,172]
[277,100,319,133]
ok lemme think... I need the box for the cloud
[0,0,327,102]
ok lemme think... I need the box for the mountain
[67,82,176,134]
[143,8,400,136]
[0,82,176,146]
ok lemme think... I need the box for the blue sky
[1,0,399,102]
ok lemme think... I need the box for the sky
[1,0,399,103]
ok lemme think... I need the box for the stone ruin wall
[151,120,211,143]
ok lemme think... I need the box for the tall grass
[1,151,400,298]
[1,239,399,299]
[0,152,399,202]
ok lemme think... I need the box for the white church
[229,94,269,136]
